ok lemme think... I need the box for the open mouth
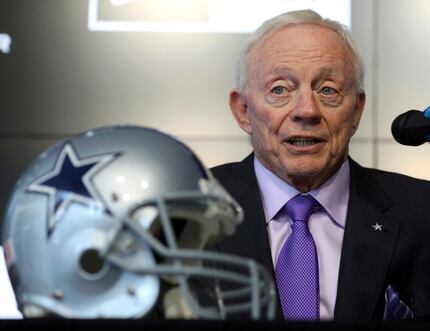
[287,137,323,147]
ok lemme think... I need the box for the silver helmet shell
[2,125,275,319]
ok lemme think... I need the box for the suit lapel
[334,159,402,320]
[214,155,274,272]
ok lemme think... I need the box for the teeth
[290,139,318,146]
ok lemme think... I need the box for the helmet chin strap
[22,304,47,318]
[163,286,195,319]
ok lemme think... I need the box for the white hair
[236,9,365,93]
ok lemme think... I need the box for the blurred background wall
[1,0,430,216]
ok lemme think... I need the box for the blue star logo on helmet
[27,143,119,236]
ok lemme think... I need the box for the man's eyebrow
[270,67,296,77]
[311,67,347,85]
[315,67,340,78]
[268,67,341,81]
[260,67,297,85]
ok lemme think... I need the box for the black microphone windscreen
[391,110,429,146]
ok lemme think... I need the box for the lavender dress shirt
[254,157,350,320]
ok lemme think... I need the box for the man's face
[230,24,365,192]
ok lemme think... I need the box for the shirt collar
[254,157,350,228]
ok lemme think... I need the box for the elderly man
[211,9,430,321]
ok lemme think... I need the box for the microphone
[391,106,430,146]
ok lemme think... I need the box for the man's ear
[351,91,366,136]
[229,88,252,134]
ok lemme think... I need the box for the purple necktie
[275,194,320,320]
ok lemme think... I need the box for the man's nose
[290,88,321,124]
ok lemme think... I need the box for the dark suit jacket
[210,154,430,321]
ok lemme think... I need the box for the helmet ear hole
[79,248,105,278]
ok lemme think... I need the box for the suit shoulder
[362,165,430,196]
[209,162,247,193]
[366,166,430,184]
[209,156,256,197]
[211,162,243,180]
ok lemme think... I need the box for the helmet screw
[117,235,138,254]
[111,192,119,202]
[127,286,136,296]
[52,289,65,301]
[124,238,138,253]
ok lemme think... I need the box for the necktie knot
[284,194,319,224]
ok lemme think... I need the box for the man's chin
[280,163,330,190]
[283,160,326,177]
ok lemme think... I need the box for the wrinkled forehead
[246,24,355,82]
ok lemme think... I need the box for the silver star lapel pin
[372,223,383,231]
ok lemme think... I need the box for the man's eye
[271,86,287,95]
[320,86,337,95]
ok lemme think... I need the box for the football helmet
[1,125,275,319]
